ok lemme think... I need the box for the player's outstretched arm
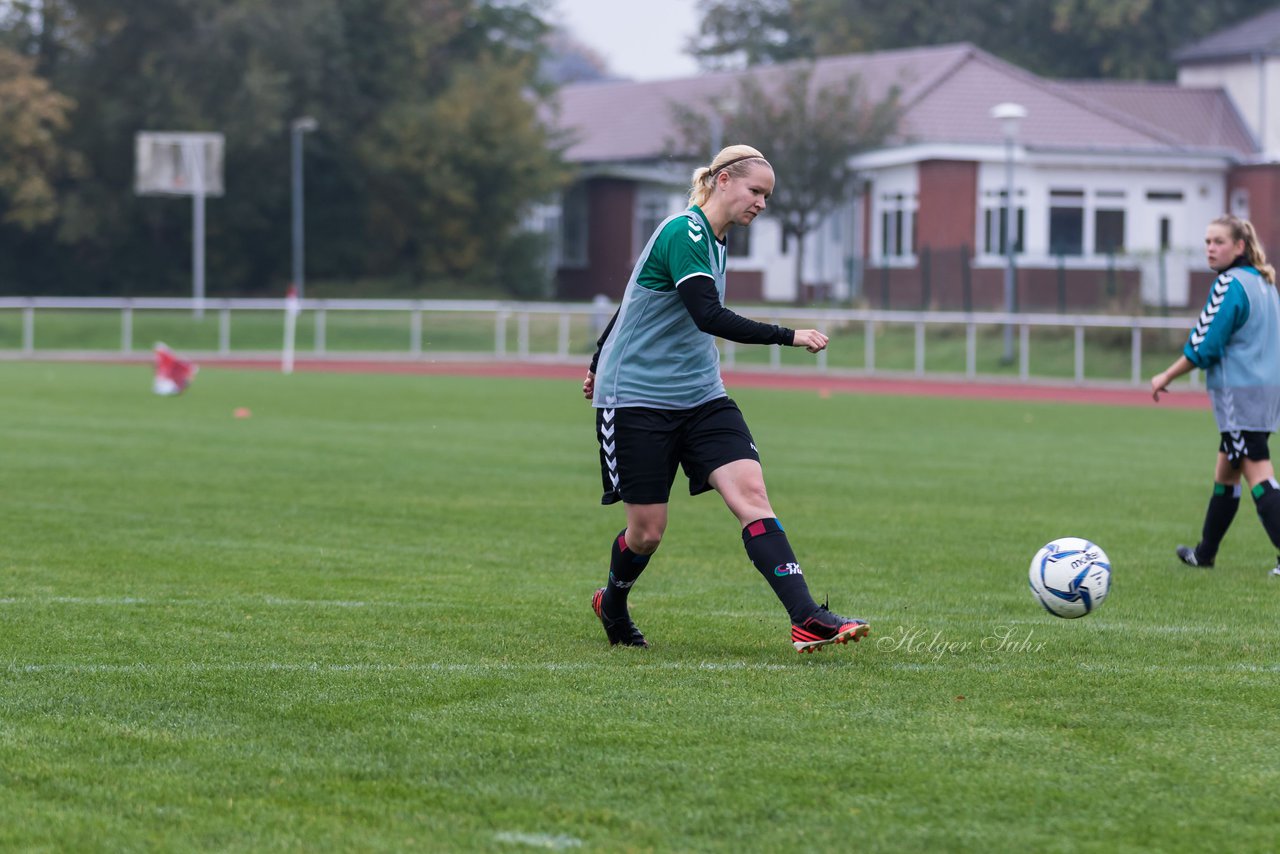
[1150,355,1194,402]
[791,329,828,353]
[677,276,794,346]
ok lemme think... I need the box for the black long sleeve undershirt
[588,308,618,374]
[677,275,795,346]
[587,276,794,373]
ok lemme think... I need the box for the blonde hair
[1212,214,1276,284]
[688,145,771,207]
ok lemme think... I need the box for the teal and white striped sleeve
[1183,272,1250,369]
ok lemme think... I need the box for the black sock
[1251,479,1280,558]
[601,529,650,618]
[742,518,817,624]
[1197,482,1240,563]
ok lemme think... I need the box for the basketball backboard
[135,132,225,197]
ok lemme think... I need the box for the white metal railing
[0,296,1198,387]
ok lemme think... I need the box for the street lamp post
[290,116,318,299]
[990,102,1026,365]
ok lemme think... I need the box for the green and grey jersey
[592,206,728,410]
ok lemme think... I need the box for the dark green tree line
[690,0,1278,80]
[0,0,568,296]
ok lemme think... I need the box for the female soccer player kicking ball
[583,144,870,652]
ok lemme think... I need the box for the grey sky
[549,0,701,81]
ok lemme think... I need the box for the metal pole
[191,142,206,320]
[290,117,317,298]
[193,191,205,319]
[1002,134,1015,363]
[291,125,304,299]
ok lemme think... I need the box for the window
[1146,190,1184,202]
[878,192,916,259]
[560,183,589,268]
[982,189,1023,255]
[727,225,751,258]
[1231,187,1250,219]
[1049,188,1085,256]
[635,192,667,253]
[1094,210,1125,255]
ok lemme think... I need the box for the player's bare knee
[628,528,663,554]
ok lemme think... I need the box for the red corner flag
[153,342,198,396]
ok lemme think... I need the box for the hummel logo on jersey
[688,231,703,243]
[1191,275,1231,348]
[773,562,803,577]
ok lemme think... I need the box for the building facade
[546,30,1277,310]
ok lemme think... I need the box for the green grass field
[2,362,1277,852]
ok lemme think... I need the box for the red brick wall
[727,270,763,302]
[1228,165,1280,260]
[917,160,978,251]
[556,179,636,301]
[864,261,1140,311]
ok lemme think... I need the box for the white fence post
[517,312,530,358]
[1131,327,1142,385]
[219,305,232,354]
[914,320,925,377]
[22,302,34,355]
[1074,326,1085,384]
[965,322,976,379]
[864,318,875,373]
[557,313,570,359]
[121,303,133,353]
[1018,324,1030,381]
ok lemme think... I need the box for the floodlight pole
[991,103,1026,365]
[189,141,207,319]
[291,117,318,299]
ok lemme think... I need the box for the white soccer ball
[1028,537,1111,619]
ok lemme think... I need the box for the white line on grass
[0,595,441,609]
[7,660,1277,676]
[5,660,800,675]
[494,831,583,850]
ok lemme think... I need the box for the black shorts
[1220,431,1271,466]
[596,397,760,505]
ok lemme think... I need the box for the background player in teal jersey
[582,144,870,652]
[1151,214,1280,575]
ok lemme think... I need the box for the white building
[546,35,1270,311]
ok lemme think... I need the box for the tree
[0,46,81,230]
[0,0,569,296]
[691,0,1280,80]
[689,0,811,70]
[360,52,569,289]
[671,65,900,303]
